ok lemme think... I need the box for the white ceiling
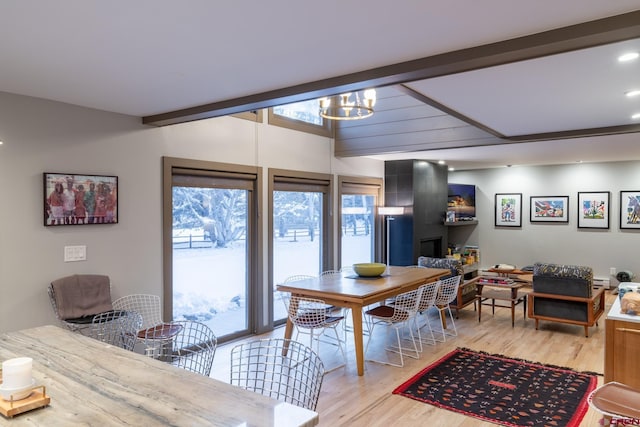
[1,1,639,170]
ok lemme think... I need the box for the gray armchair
[417,256,475,317]
[527,262,605,337]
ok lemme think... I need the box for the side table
[476,277,527,327]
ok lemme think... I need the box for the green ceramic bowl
[353,263,387,277]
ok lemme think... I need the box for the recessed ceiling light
[632,113,640,120]
[437,160,445,165]
[619,52,640,62]
[625,90,640,98]
[448,167,455,172]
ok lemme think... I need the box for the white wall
[0,92,383,333]
[449,162,640,279]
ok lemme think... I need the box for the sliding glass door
[164,158,261,343]
[270,170,332,325]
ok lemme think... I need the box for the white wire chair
[112,294,163,331]
[364,286,423,367]
[112,293,174,354]
[282,294,346,370]
[432,275,462,342]
[90,310,142,351]
[145,320,218,376]
[414,281,441,351]
[230,338,325,411]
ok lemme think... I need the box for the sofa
[527,262,605,337]
[417,256,476,317]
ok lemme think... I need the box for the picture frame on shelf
[530,196,569,223]
[619,191,640,229]
[494,193,522,227]
[577,191,609,229]
[44,172,118,226]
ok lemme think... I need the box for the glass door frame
[268,168,333,328]
[337,176,384,269]
[162,157,263,343]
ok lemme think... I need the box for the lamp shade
[378,206,404,215]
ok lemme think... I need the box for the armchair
[417,256,476,317]
[527,262,605,337]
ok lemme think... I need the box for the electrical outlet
[610,267,616,276]
[64,245,87,262]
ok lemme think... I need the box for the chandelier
[318,89,376,121]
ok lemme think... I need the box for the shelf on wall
[444,220,478,226]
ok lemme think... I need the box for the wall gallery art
[44,173,118,226]
[495,193,522,227]
[577,191,609,229]
[620,191,640,229]
[530,196,569,223]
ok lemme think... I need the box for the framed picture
[44,173,118,226]
[495,193,522,227]
[530,196,569,223]
[620,191,640,229]
[577,191,609,229]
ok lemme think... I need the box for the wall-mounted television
[447,184,476,220]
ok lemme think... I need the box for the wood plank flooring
[210,291,616,426]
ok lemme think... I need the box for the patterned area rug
[393,347,598,427]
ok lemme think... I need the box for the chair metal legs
[432,305,458,342]
[364,317,420,368]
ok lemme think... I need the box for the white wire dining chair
[281,294,347,370]
[112,293,182,355]
[414,281,441,351]
[364,286,423,367]
[432,275,462,342]
[229,338,325,411]
[112,294,163,331]
[144,320,218,376]
[90,310,142,351]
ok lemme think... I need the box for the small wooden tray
[0,370,51,418]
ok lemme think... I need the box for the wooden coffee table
[474,277,527,327]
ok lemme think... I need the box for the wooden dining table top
[277,266,451,305]
[0,325,318,426]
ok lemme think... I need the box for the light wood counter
[0,325,318,426]
[605,297,640,389]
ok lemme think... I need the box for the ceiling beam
[143,10,640,127]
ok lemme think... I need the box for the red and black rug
[393,347,598,427]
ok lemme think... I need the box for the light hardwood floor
[211,291,615,426]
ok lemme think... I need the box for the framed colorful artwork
[577,191,609,229]
[530,196,569,223]
[620,191,640,229]
[44,172,118,226]
[495,193,522,227]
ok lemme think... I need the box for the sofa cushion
[417,256,464,278]
[532,262,593,298]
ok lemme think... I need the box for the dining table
[0,325,318,426]
[277,266,450,376]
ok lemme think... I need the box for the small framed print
[620,191,640,229]
[577,191,609,229]
[495,193,522,227]
[530,196,569,223]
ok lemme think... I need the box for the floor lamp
[378,207,405,266]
